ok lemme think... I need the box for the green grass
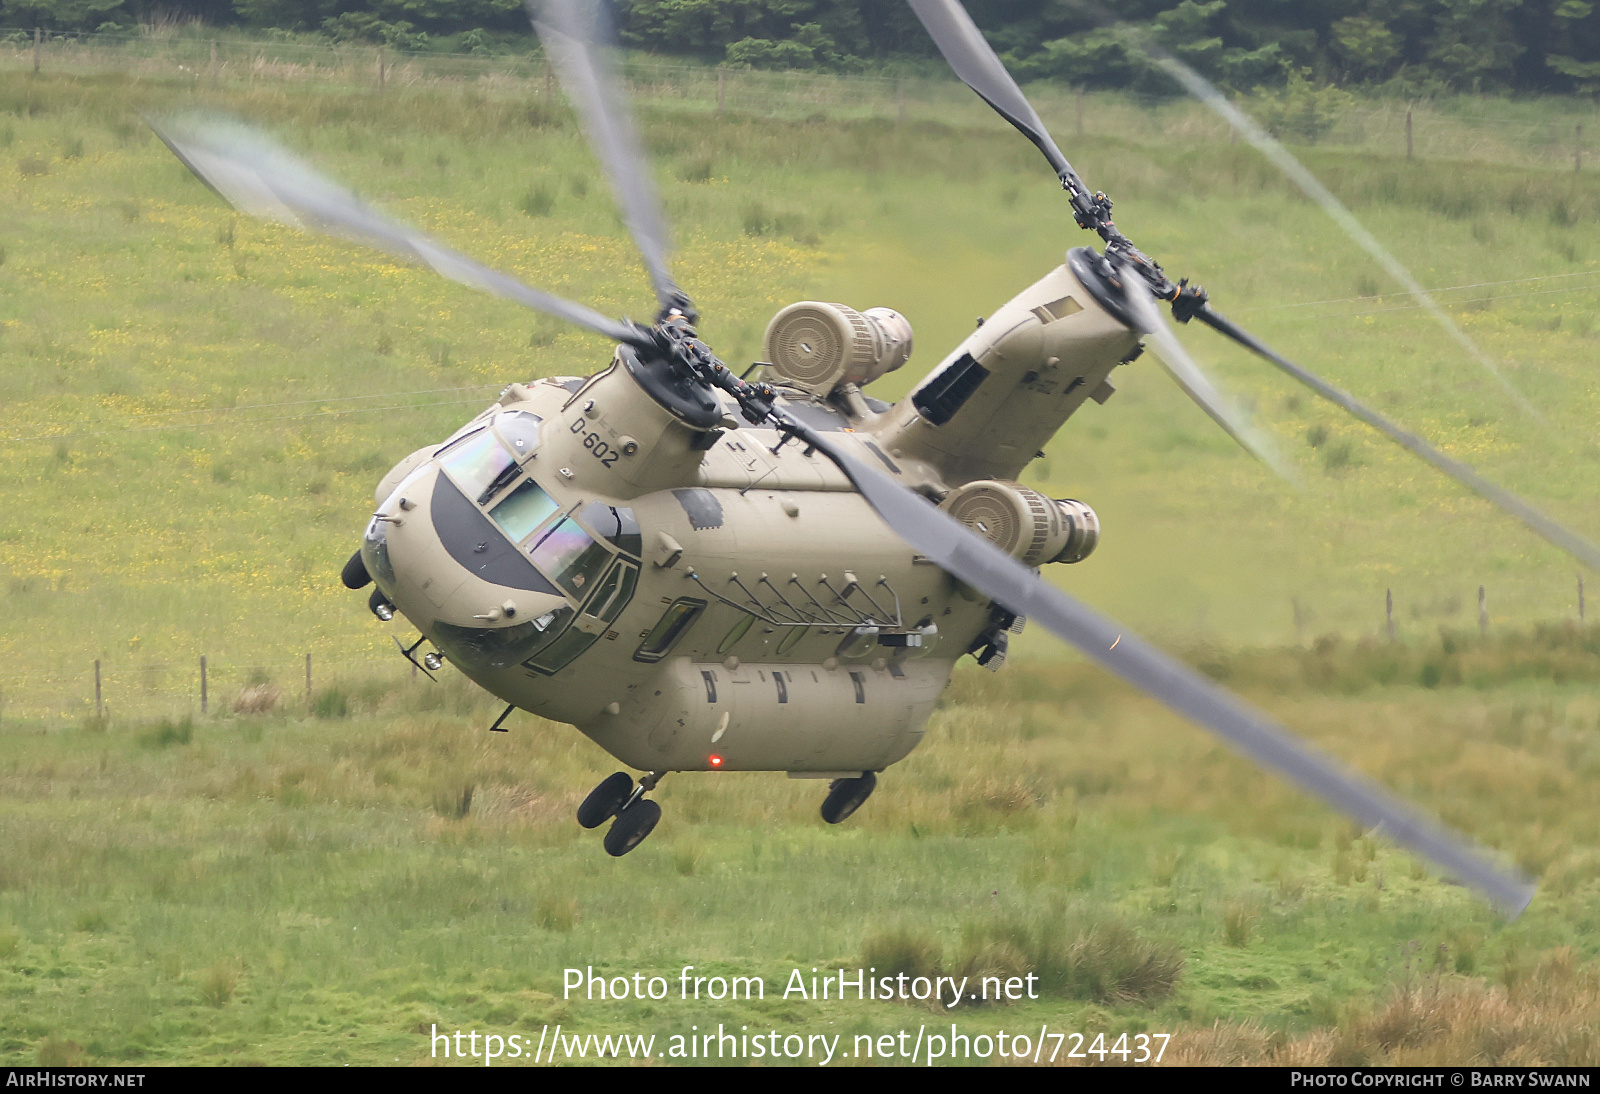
[1,69,1600,1065]
[3,648,1600,1064]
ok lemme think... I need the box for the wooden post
[716,69,725,116]
[33,28,41,75]
[1478,585,1488,635]
[896,78,906,125]
[200,655,208,714]
[305,652,313,711]
[1405,107,1413,161]
[1386,588,1395,641]
[377,47,386,92]
[94,659,102,719]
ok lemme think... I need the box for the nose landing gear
[577,771,665,856]
[821,771,877,824]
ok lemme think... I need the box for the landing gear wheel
[603,798,661,857]
[577,772,634,830]
[821,771,877,824]
[341,550,372,590]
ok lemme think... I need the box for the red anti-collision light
[709,755,723,767]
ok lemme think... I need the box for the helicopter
[146,0,1600,917]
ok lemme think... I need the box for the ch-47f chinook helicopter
[150,0,1600,915]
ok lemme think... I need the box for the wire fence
[0,647,427,725]
[3,26,1599,172]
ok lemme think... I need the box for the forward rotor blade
[531,0,682,315]
[1118,265,1292,479]
[907,0,1075,184]
[1197,307,1600,574]
[780,413,1534,917]
[150,115,649,351]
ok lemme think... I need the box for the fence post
[200,655,208,714]
[377,47,386,92]
[1386,588,1395,641]
[1405,107,1414,161]
[305,652,313,711]
[94,659,102,719]
[1478,585,1488,635]
[33,28,41,75]
[716,69,725,116]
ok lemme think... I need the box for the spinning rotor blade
[531,0,683,315]
[907,0,1075,184]
[912,0,1600,575]
[776,414,1535,917]
[150,116,650,351]
[1118,263,1292,479]
[1195,307,1600,573]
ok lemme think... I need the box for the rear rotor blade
[779,413,1535,917]
[531,0,682,315]
[1196,307,1600,573]
[907,0,1075,184]
[1118,263,1292,479]
[150,115,650,350]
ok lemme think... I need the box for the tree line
[5,0,1599,94]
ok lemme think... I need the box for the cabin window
[527,517,612,598]
[849,671,866,704]
[774,671,788,704]
[634,598,706,663]
[490,479,560,543]
[718,615,755,654]
[835,627,877,660]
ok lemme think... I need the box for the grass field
[2,67,1600,1065]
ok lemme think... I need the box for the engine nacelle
[763,302,912,396]
[942,480,1099,566]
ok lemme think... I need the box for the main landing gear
[820,771,877,824]
[578,771,663,856]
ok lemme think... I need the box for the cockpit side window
[579,500,643,557]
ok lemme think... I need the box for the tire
[577,772,634,830]
[603,799,662,857]
[821,771,877,825]
[340,550,372,590]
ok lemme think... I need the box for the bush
[139,717,192,748]
[312,688,348,719]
